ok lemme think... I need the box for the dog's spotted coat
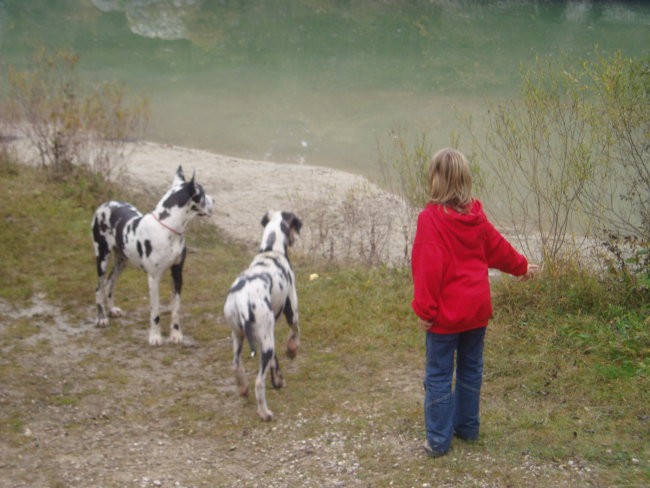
[224,210,302,421]
[92,166,214,345]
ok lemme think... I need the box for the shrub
[3,47,149,180]
[291,181,398,266]
[466,50,649,266]
[580,52,649,242]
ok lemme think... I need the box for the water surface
[1,0,648,179]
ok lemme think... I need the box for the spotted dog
[92,166,214,346]
[224,210,302,421]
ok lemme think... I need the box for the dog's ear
[174,165,186,184]
[283,212,302,235]
[188,170,196,192]
[293,217,303,234]
[260,211,272,228]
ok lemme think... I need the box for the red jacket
[411,200,528,334]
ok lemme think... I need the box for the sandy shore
[9,139,412,264]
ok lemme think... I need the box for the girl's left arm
[411,214,445,324]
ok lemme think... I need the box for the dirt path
[0,294,425,488]
[0,295,601,488]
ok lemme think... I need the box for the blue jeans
[424,327,486,453]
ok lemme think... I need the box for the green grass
[0,157,647,487]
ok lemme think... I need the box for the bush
[3,47,149,180]
[291,181,399,265]
[467,50,649,266]
[581,52,649,241]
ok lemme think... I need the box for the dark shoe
[454,431,478,442]
[422,441,446,458]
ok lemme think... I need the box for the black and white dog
[224,210,302,421]
[92,166,214,346]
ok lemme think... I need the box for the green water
[1,0,648,178]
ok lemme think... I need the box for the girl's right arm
[483,220,529,277]
[519,263,540,280]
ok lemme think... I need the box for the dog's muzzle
[199,195,215,217]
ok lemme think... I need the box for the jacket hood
[424,200,487,243]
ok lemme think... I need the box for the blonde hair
[427,147,473,213]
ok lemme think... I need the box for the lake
[1,0,648,180]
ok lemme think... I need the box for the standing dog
[92,166,214,345]
[224,210,302,421]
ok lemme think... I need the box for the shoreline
[8,138,412,264]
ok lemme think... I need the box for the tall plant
[580,52,649,242]
[378,129,433,212]
[468,51,648,265]
[377,129,434,263]
[4,48,149,179]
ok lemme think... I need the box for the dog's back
[224,250,295,355]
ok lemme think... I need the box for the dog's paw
[96,318,109,328]
[257,408,273,422]
[286,338,299,359]
[271,371,285,390]
[148,331,164,346]
[108,307,124,318]
[169,329,184,344]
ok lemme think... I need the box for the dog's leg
[147,274,164,346]
[169,248,187,344]
[256,323,284,421]
[269,353,284,390]
[95,273,109,327]
[232,330,249,397]
[94,249,111,328]
[106,255,127,318]
[169,250,186,344]
[284,289,301,359]
[93,213,112,327]
[256,348,273,421]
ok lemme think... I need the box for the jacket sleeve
[484,221,528,276]
[411,212,445,323]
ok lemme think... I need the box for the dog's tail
[244,320,257,357]
[244,302,257,357]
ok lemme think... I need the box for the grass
[0,156,648,487]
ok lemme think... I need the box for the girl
[411,147,538,457]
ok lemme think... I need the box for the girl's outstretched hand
[520,263,540,281]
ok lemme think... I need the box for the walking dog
[92,166,214,345]
[224,210,302,421]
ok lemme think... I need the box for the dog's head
[158,165,214,219]
[259,210,302,255]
